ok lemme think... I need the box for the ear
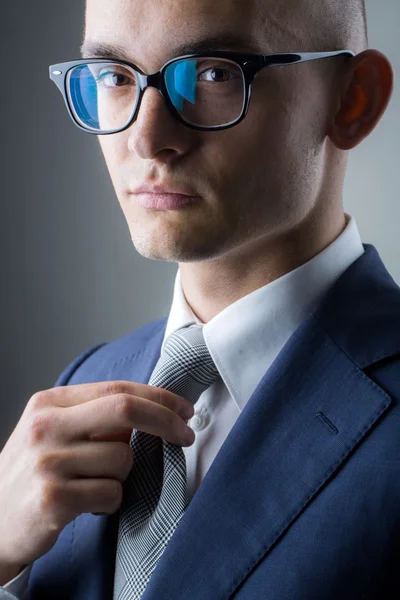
[327,49,394,150]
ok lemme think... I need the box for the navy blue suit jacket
[27,244,400,599]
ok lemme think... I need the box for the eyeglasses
[49,50,355,134]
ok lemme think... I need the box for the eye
[96,69,135,88]
[197,66,236,83]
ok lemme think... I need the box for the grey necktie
[113,323,220,599]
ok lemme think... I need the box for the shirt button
[190,407,209,431]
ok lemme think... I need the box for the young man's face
[84,0,341,265]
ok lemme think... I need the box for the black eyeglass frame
[49,49,355,134]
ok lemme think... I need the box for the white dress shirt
[1,213,365,599]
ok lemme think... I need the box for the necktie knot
[148,323,220,406]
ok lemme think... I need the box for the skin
[84,0,394,324]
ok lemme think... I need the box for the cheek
[205,113,292,193]
[97,136,128,186]
[203,100,319,225]
[235,97,315,186]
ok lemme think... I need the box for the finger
[90,429,133,443]
[62,394,195,447]
[37,442,133,483]
[37,380,193,416]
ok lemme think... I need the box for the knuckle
[121,443,133,471]
[36,481,68,531]
[36,451,62,476]
[113,394,132,418]
[39,480,64,513]
[165,410,178,433]
[27,412,53,444]
[154,387,166,408]
[104,381,126,397]
[110,480,123,511]
[29,391,50,410]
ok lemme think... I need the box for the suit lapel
[68,244,400,600]
[139,312,393,600]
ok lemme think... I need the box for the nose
[127,86,196,162]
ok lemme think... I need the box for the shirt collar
[161,214,365,412]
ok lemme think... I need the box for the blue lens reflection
[165,60,197,112]
[70,66,99,128]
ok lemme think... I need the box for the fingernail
[184,426,195,445]
[182,405,195,420]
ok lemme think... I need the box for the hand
[0,381,195,572]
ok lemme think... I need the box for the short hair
[262,0,368,55]
[310,0,368,53]
[357,0,369,47]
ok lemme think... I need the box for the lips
[134,193,200,210]
[131,183,200,197]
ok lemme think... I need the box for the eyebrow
[80,34,263,62]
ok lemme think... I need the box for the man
[0,0,397,598]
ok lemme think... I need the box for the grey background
[0,0,399,447]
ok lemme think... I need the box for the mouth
[129,180,202,210]
[132,192,201,211]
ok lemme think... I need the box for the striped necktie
[113,323,220,599]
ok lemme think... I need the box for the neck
[179,204,348,324]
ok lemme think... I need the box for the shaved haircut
[258,0,368,55]
[328,0,368,51]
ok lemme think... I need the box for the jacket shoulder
[53,316,168,387]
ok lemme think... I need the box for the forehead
[85,0,261,31]
[84,0,278,64]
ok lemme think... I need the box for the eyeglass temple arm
[263,50,355,68]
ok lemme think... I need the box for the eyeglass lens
[66,58,246,132]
